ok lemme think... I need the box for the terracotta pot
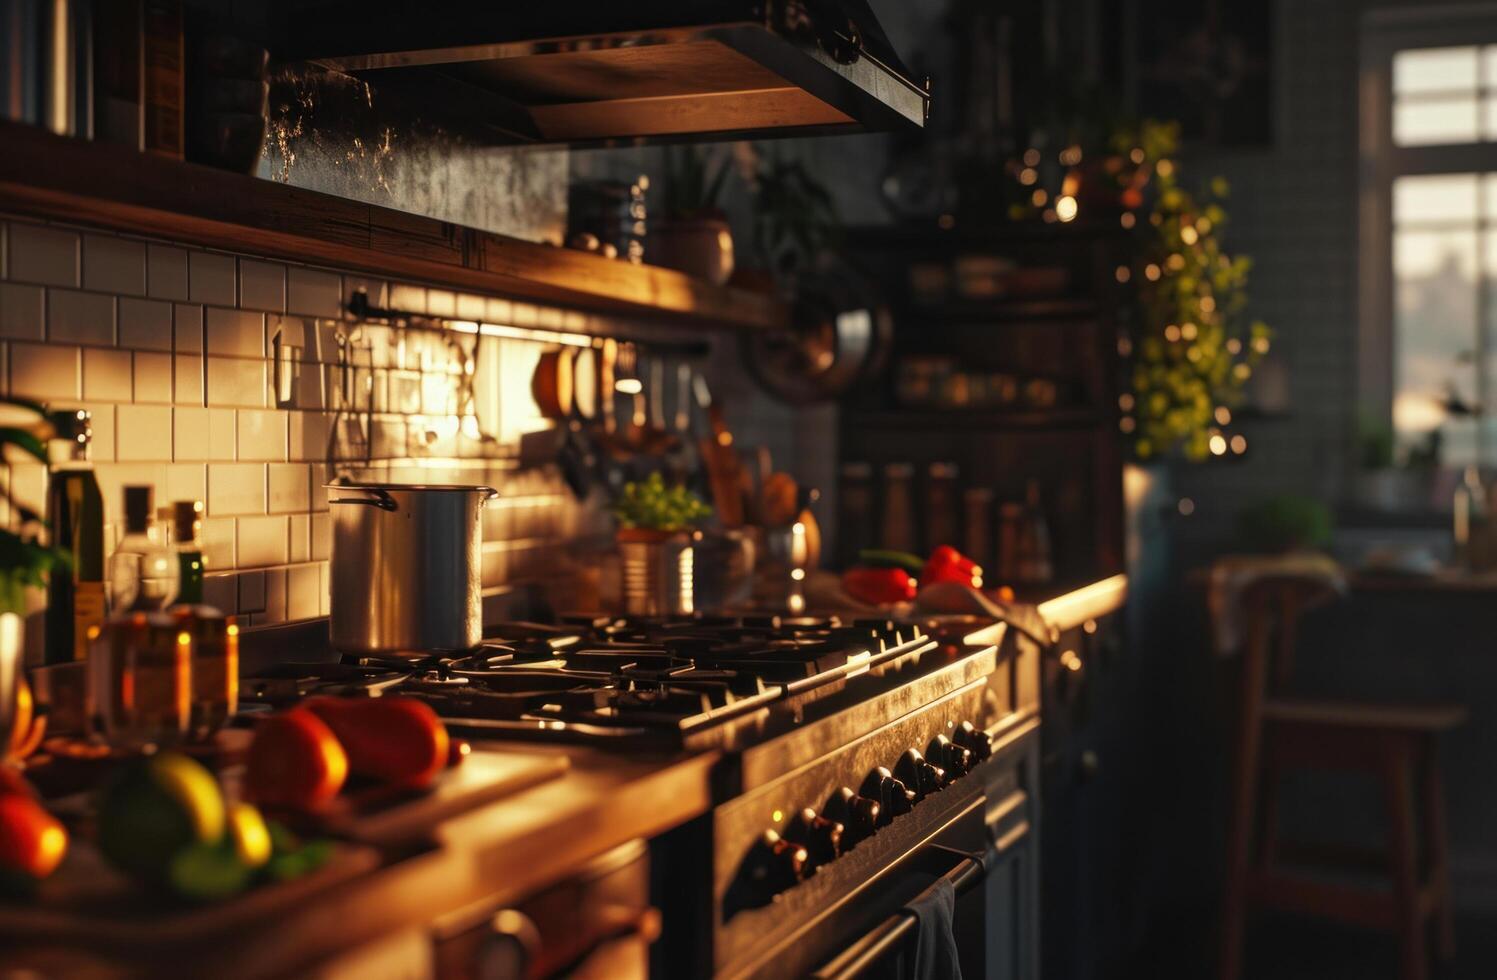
[651,215,735,285]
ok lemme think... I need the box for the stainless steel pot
[326,483,497,656]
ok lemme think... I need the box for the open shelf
[843,407,1106,431]
[0,121,786,332]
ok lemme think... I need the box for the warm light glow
[1031,188,1048,207]
[1119,393,1135,411]
[1055,195,1078,222]
[1083,619,1097,635]
[1118,337,1133,356]
[1120,212,1137,229]
[792,522,806,535]
[1144,263,1161,281]
[1130,147,1145,164]
[1186,346,1202,363]
[1059,145,1083,166]
[1215,406,1232,425]
[1197,217,1212,234]
[1210,434,1228,455]
[772,809,784,823]
[1166,253,1185,271]
[1181,322,1198,341]
[615,378,643,395]
[1019,167,1038,185]
[1119,417,1136,433]
[1226,338,1243,355]
[1252,336,1270,354]
[1233,363,1252,381]
[717,432,733,447]
[790,568,806,581]
[1023,148,1041,167]
[1180,226,1199,246]
[1156,159,1175,177]
[1199,295,1217,313]
[1164,324,1181,342]
[1060,650,1082,672]
[1115,266,1132,284]
[1230,434,1248,454]
[1394,393,1449,432]
[1178,497,1196,516]
[1042,209,1058,223]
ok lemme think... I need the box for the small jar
[175,606,238,739]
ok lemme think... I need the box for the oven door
[808,799,993,980]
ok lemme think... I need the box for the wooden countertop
[0,746,719,978]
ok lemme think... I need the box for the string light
[1226,338,1243,354]
[1059,145,1083,166]
[1023,148,1041,167]
[1230,434,1248,454]
[1209,434,1228,455]
[1116,266,1132,284]
[1180,226,1199,245]
[1031,188,1048,207]
[1055,195,1078,222]
[1144,263,1161,281]
[1156,159,1175,177]
[1252,336,1271,354]
[1180,322,1198,340]
[1118,337,1134,356]
[1166,253,1186,271]
[1178,498,1196,516]
[1130,147,1145,164]
[1186,346,1202,362]
[1019,167,1038,185]
[1199,295,1217,313]
[1119,393,1136,411]
[1121,212,1137,229]
[1164,324,1181,342]
[1233,363,1252,381]
[1214,406,1232,425]
[1120,417,1136,433]
[1042,208,1059,223]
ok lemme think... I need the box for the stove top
[240,614,950,748]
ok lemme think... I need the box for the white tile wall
[1,216,614,640]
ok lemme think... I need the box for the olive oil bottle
[44,410,105,663]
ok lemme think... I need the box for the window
[1363,15,1497,472]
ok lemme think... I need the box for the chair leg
[1258,761,1281,871]
[1382,747,1427,980]
[1220,762,1259,980]
[1421,743,1456,963]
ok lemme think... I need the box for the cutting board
[319,750,570,846]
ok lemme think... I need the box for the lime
[96,752,225,882]
[168,841,251,902]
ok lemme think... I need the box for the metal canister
[618,531,693,616]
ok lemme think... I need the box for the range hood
[273,2,929,145]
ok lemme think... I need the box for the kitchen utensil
[742,262,894,404]
[530,347,574,421]
[326,483,497,656]
[694,375,746,526]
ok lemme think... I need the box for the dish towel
[894,876,962,980]
[1207,551,1347,656]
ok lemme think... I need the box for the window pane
[1394,173,1479,225]
[1394,46,1478,95]
[1394,96,1480,145]
[1393,227,1478,459]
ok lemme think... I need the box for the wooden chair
[1219,574,1464,980]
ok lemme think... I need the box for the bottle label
[73,581,106,661]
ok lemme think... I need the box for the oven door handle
[809,845,988,980]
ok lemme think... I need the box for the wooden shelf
[843,406,1105,431]
[0,121,786,331]
[899,297,1100,323]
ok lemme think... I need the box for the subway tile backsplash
[2,213,618,649]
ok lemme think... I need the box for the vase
[651,215,735,285]
[617,529,694,616]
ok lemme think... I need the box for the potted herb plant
[0,399,68,761]
[612,472,712,616]
[652,146,735,285]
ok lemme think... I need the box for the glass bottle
[90,612,190,747]
[44,409,105,664]
[108,486,179,611]
[169,500,205,606]
[1454,465,1489,570]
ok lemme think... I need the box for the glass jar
[175,607,238,739]
[89,613,190,748]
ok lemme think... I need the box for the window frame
[1360,7,1497,469]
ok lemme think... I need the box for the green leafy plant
[611,472,712,533]
[747,150,840,277]
[1116,120,1272,461]
[0,399,69,617]
[662,146,731,220]
[1236,495,1333,553]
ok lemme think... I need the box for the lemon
[226,802,271,869]
[97,751,225,882]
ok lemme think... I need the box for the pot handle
[329,488,398,511]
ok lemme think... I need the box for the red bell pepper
[842,566,919,605]
[921,545,983,589]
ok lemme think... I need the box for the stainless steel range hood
[273,2,929,145]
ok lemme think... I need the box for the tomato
[304,697,450,790]
[0,792,67,880]
[245,708,348,811]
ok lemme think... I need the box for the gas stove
[240,614,951,750]
[239,609,1041,977]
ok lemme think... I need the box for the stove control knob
[897,749,947,800]
[786,808,844,870]
[862,767,915,823]
[757,829,808,892]
[954,721,993,761]
[930,735,973,778]
[832,787,881,846]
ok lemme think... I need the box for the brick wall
[0,213,694,657]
